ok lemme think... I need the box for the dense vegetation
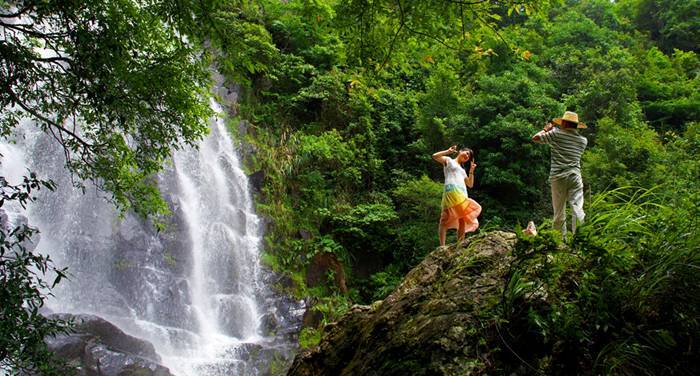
[506,187,700,374]
[1,0,698,373]
[217,0,699,345]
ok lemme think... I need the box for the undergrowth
[500,187,700,375]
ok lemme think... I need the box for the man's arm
[533,122,555,143]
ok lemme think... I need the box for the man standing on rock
[532,111,588,239]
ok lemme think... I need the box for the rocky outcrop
[287,232,519,376]
[306,252,347,294]
[46,314,172,376]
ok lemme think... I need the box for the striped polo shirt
[539,127,588,178]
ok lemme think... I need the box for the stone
[0,208,8,231]
[82,343,171,376]
[248,170,265,193]
[260,311,280,336]
[46,313,173,376]
[306,252,347,294]
[287,232,519,376]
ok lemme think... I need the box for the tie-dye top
[443,157,468,195]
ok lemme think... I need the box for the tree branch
[35,56,72,63]
[6,88,94,150]
[0,5,33,19]
[445,0,490,5]
[403,24,459,50]
[376,0,405,73]
[0,19,68,39]
[473,11,511,49]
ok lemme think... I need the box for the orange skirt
[440,197,481,231]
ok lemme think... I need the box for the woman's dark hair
[459,147,474,174]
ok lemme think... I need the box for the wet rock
[46,313,173,376]
[301,301,323,329]
[216,297,258,339]
[249,170,265,192]
[83,343,171,376]
[235,208,248,230]
[287,232,518,376]
[306,252,347,294]
[0,208,8,231]
[260,311,280,336]
[298,230,312,240]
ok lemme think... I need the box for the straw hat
[553,111,587,129]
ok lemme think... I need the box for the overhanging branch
[6,88,94,150]
[376,0,406,73]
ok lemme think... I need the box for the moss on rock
[287,231,518,376]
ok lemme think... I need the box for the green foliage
[216,2,700,368]
[320,203,398,256]
[636,48,700,132]
[335,0,549,70]
[416,65,460,152]
[583,117,666,191]
[504,188,700,374]
[665,122,700,192]
[0,0,219,219]
[0,173,72,374]
[620,0,700,53]
[365,265,404,301]
[310,293,354,325]
[298,327,321,349]
[207,3,278,84]
[392,175,442,266]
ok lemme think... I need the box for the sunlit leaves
[1,0,217,218]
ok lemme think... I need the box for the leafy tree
[335,0,550,70]
[415,64,460,153]
[320,202,398,257]
[0,0,225,217]
[450,62,560,222]
[0,1,267,372]
[583,117,666,191]
[620,0,700,53]
[636,48,700,132]
[392,175,442,267]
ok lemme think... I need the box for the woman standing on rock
[432,145,482,246]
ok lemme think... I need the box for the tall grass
[507,187,700,374]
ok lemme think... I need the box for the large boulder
[46,313,172,376]
[287,232,519,376]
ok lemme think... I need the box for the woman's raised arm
[432,145,457,165]
[465,161,477,188]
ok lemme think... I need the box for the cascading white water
[157,98,267,373]
[0,81,300,375]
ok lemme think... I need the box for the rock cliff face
[287,232,519,376]
[46,314,172,376]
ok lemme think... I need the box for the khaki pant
[551,172,585,238]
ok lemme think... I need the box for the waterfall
[0,81,301,375]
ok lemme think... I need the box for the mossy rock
[287,231,519,376]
